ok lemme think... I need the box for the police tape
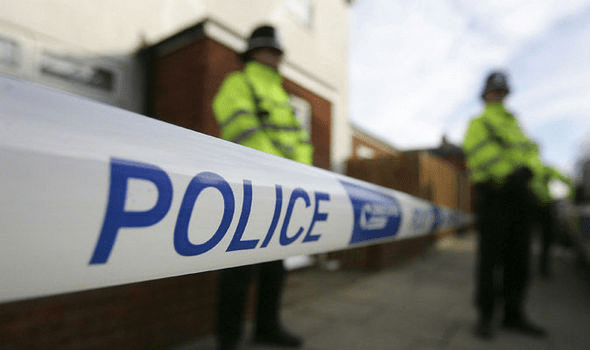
[0,75,473,303]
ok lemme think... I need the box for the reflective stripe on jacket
[213,61,313,165]
[462,103,543,186]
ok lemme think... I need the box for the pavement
[176,232,590,350]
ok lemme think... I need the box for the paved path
[178,233,590,350]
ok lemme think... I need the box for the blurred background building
[0,1,476,349]
[0,0,353,172]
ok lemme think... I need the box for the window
[286,93,313,271]
[289,94,311,134]
[39,52,116,92]
[0,36,20,66]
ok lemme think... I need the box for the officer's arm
[213,74,283,157]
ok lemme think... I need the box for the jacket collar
[484,102,513,120]
[245,61,282,85]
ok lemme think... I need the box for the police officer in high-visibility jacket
[212,24,311,350]
[462,71,547,339]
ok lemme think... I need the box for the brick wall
[0,272,218,349]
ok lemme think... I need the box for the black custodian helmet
[481,71,510,99]
[240,25,284,62]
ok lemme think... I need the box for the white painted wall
[0,0,351,171]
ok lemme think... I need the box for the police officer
[212,24,311,350]
[462,71,547,339]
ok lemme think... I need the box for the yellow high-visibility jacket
[462,103,543,187]
[213,61,313,165]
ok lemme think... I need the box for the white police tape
[0,75,472,303]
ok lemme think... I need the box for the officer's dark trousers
[216,260,285,343]
[475,183,534,322]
